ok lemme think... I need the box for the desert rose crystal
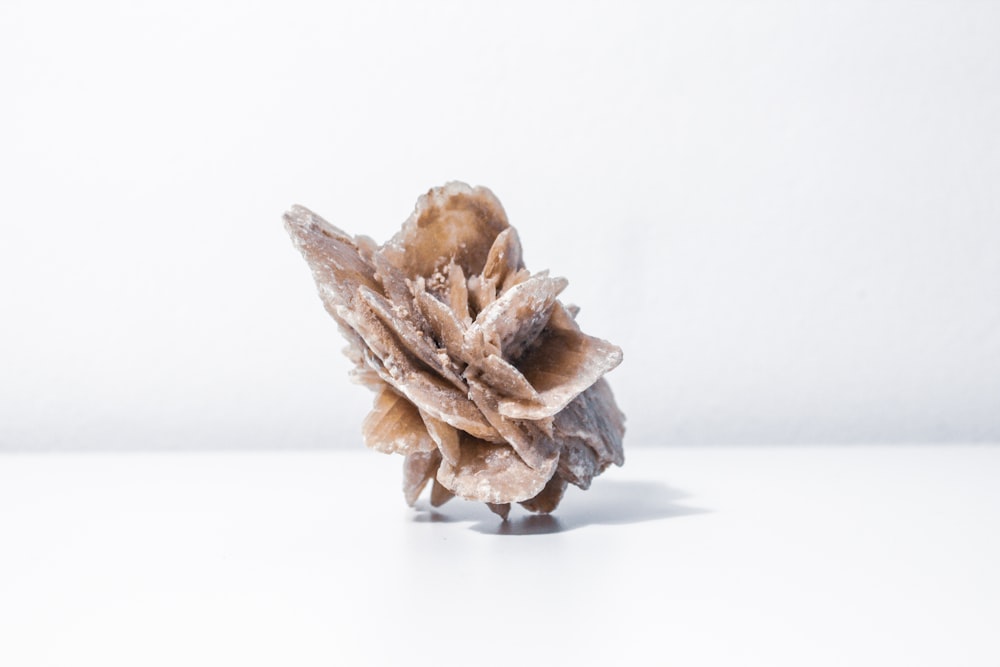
[284,182,625,518]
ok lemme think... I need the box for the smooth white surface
[2,446,998,666]
[2,1,1000,450]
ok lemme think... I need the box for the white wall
[2,1,998,450]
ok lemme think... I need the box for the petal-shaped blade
[370,250,412,308]
[468,380,558,471]
[410,278,467,359]
[338,303,501,442]
[369,251,436,345]
[486,503,511,520]
[362,386,438,455]
[467,274,497,316]
[430,479,455,507]
[500,267,532,295]
[436,436,557,504]
[336,317,385,390]
[519,475,568,514]
[472,273,567,362]
[357,343,502,443]
[403,450,442,506]
[419,410,462,466]
[550,377,626,489]
[555,377,626,467]
[447,262,472,325]
[379,182,510,281]
[358,286,465,391]
[556,441,602,490]
[283,206,381,313]
[498,309,623,421]
[477,354,539,401]
[482,227,524,287]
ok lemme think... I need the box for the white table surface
[2,445,998,666]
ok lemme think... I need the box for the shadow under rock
[412,479,708,535]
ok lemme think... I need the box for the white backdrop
[1,1,998,450]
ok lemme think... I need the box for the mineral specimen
[284,182,625,518]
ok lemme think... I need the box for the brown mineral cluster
[284,182,625,519]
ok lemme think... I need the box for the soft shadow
[411,479,709,535]
[494,514,564,535]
